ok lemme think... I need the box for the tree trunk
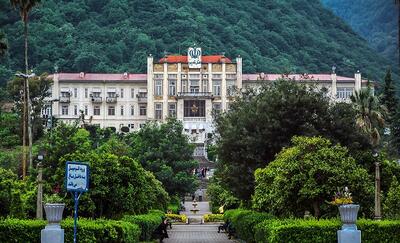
[374,161,382,219]
[24,17,33,171]
[312,201,320,218]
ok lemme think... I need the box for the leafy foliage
[126,119,198,197]
[214,79,370,202]
[383,176,400,219]
[206,177,240,214]
[122,212,163,241]
[0,0,393,86]
[252,136,373,218]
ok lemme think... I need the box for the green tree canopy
[214,79,370,202]
[126,119,198,197]
[252,136,373,218]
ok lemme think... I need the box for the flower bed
[203,214,224,222]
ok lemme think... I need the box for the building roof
[242,73,369,83]
[54,73,147,81]
[159,55,232,63]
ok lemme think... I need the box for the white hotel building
[47,47,369,156]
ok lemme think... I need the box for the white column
[208,63,212,93]
[236,56,243,89]
[52,73,59,116]
[177,63,182,94]
[331,72,337,99]
[221,62,227,111]
[147,55,154,120]
[354,71,362,92]
[163,63,168,120]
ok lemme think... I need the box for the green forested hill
[0,0,394,86]
[322,0,398,66]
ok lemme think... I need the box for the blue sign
[65,162,89,192]
[65,161,90,243]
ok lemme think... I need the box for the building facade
[47,47,370,156]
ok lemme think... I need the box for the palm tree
[351,87,386,219]
[0,32,7,57]
[10,0,41,179]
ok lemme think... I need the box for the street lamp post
[15,72,35,179]
[373,151,381,220]
[36,152,44,220]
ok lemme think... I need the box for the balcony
[59,97,70,103]
[183,117,207,122]
[177,92,213,99]
[91,97,102,103]
[137,94,147,103]
[106,97,117,103]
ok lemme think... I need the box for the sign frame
[65,161,90,193]
[188,47,202,68]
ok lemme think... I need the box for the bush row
[224,209,400,243]
[0,218,140,243]
[122,210,164,241]
[203,214,224,222]
[165,213,187,223]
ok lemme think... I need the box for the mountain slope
[322,0,398,66]
[0,0,394,86]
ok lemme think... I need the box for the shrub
[122,212,162,241]
[223,209,253,225]
[165,214,187,223]
[235,211,274,243]
[0,218,140,243]
[383,176,400,219]
[203,214,224,222]
[254,218,400,243]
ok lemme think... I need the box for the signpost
[65,162,89,243]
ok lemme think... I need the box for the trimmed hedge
[0,218,140,243]
[122,212,163,241]
[165,213,187,223]
[254,218,400,243]
[223,209,274,243]
[203,214,224,222]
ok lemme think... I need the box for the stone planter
[44,203,65,224]
[338,204,359,230]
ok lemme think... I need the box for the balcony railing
[177,92,213,98]
[59,97,70,103]
[106,97,117,103]
[137,94,147,103]
[91,97,102,103]
[183,117,207,122]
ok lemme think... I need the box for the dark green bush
[0,218,140,243]
[254,218,400,243]
[235,211,274,243]
[122,212,163,241]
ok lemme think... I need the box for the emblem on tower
[188,46,202,68]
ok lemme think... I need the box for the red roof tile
[159,55,232,63]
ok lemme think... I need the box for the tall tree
[10,0,41,178]
[351,87,386,219]
[0,32,7,57]
[381,69,398,124]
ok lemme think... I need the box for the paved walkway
[163,224,236,243]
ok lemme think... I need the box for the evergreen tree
[381,69,398,124]
[383,176,400,219]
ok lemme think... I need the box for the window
[213,80,221,96]
[61,105,68,115]
[94,106,100,115]
[85,88,88,98]
[190,80,200,93]
[74,105,78,116]
[131,105,134,116]
[182,80,187,92]
[202,79,208,92]
[227,80,235,96]
[168,103,176,117]
[154,74,163,79]
[120,88,124,98]
[337,87,354,99]
[84,105,88,115]
[108,106,115,116]
[140,124,146,128]
[226,74,236,79]
[212,74,222,79]
[168,74,177,79]
[212,103,221,113]
[184,100,205,117]
[61,91,70,97]
[139,105,147,116]
[189,74,200,79]
[131,88,135,98]
[120,105,124,116]
[155,103,162,120]
[92,92,101,97]
[169,80,176,96]
[155,80,162,96]
[74,88,78,98]
[107,92,116,98]
[129,124,134,129]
